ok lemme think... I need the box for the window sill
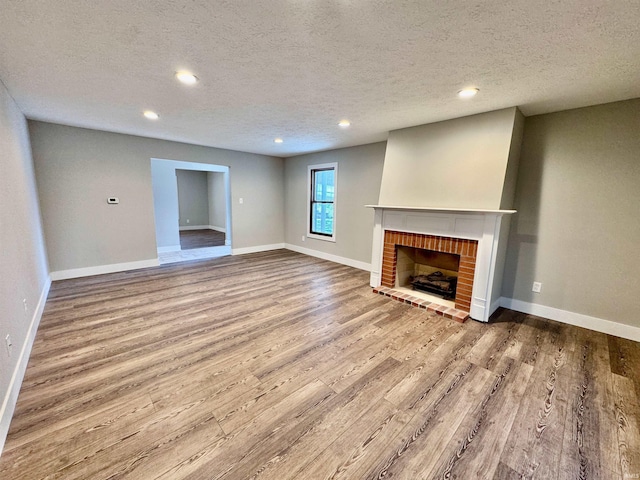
[307,233,336,243]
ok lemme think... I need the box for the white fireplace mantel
[366,205,516,322]
[365,205,516,215]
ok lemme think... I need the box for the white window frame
[307,162,338,242]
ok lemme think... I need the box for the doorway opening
[151,159,231,264]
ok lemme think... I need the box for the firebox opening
[395,246,460,305]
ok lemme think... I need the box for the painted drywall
[177,169,209,227]
[489,109,524,306]
[0,82,49,452]
[503,99,640,328]
[29,122,285,273]
[379,108,519,209]
[151,161,180,250]
[284,142,386,265]
[208,172,226,231]
[500,109,525,209]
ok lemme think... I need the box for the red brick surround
[381,230,478,312]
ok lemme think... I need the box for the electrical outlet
[301,235,305,242]
[186,219,190,224]
[239,197,244,204]
[23,298,28,313]
[5,334,12,358]
[532,282,542,293]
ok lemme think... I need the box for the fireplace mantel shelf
[365,205,516,215]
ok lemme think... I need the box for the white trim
[306,233,336,243]
[366,205,517,214]
[1,276,51,454]
[499,297,640,342]
[231,243,286,255]
[152,158,228,173]
[285,243,371,272]
[157,245,181,253]
[179,225,210,231]
[209,225,226,233]
[307,162,338,242]
[51,259,160,280]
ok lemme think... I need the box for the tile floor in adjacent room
[158,245,231,264]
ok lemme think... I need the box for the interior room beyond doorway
[151,158,231,264]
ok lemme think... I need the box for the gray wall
[284,142,386,265]
[29,122,285,272]
[208,172,227,231]
[379,108,520,209]
[0,83,49,450]
[177,169,209,227]
[151,160,181,249]
[503,99,640,328]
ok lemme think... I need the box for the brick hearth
[372,286,469,322]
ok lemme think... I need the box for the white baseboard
[157,245,181,253]
[179,225,226,233]
[0,276,51,454]
[500,297,640,342]
[232,243,286,255]
[285,243,372,272]
[51,259,160,280]
[179,225,210,231]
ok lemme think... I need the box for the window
[307,163,337,241]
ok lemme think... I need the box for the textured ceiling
[0,1,638,157]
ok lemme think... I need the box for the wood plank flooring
[180,229,225,249]
[1,249,639,479]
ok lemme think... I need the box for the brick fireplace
[368,206,515,322]
[381,230,478,312]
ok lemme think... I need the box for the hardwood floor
[1,250,639,479]
[180,229,225,249]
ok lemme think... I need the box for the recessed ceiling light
[338,119,351,128]
[143,110,159,120]
[458,88,479,99]
[274,138,284,144]
[175,71,198,85]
